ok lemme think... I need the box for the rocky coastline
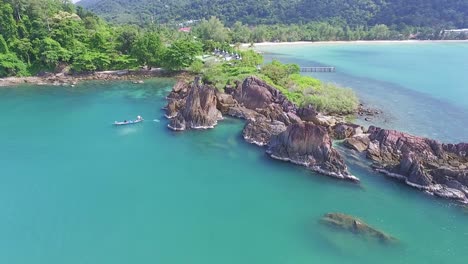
[344,126,468,203]
[0,68,179,87]
[165,75,468,204]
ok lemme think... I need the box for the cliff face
[267,122,358,182]
[166,78,222,131]
[230,76,297,113]
[344,126,468,203]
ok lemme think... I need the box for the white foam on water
[117,127,138,136]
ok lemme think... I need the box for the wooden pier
[300,67,335,73]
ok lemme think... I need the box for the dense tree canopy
[0,0,202,77]
[78,0,468,29]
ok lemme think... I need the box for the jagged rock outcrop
[165,75,468,206]
[242,117,288,146]
[166,78,222,131]
[229,76,297,112]
[321,213,396,243]
[344,126,468,203]
[165,76,359,182]
[266,122,359,182]
[166,79,189,100]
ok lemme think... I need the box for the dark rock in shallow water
[266,122,359,182]
[321,213,396,243]
[167,78,222,131]
[242,117,287,146]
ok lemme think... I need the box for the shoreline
[0,69,186,88]
[242,39,468,48]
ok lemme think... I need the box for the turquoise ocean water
[1,42,468,264]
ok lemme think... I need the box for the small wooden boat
[114,116,144,126]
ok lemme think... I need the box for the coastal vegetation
[202,53,358,114]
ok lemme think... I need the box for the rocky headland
[165,76,358,182]
[165,75,468,204]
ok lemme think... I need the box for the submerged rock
[321,213,396,243]
[267,122,359,182]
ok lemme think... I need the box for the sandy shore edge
[241,39,468,48]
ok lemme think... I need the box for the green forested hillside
[0,0,203,77]
[77,0,468,28]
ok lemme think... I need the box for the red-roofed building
[178,27,191,33]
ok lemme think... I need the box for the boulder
[266,122,359,182]
[296,104,318,122]
[310,114,343,128]
[226,106,261,121]
[344,135,370,152]
[287,112,302,124]
[242,117,287,146]
[255,103,291,125]
[215,91,238,114]
[332,123,364,140]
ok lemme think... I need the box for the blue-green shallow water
[257,42,468,143]
[1,79,467,264]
